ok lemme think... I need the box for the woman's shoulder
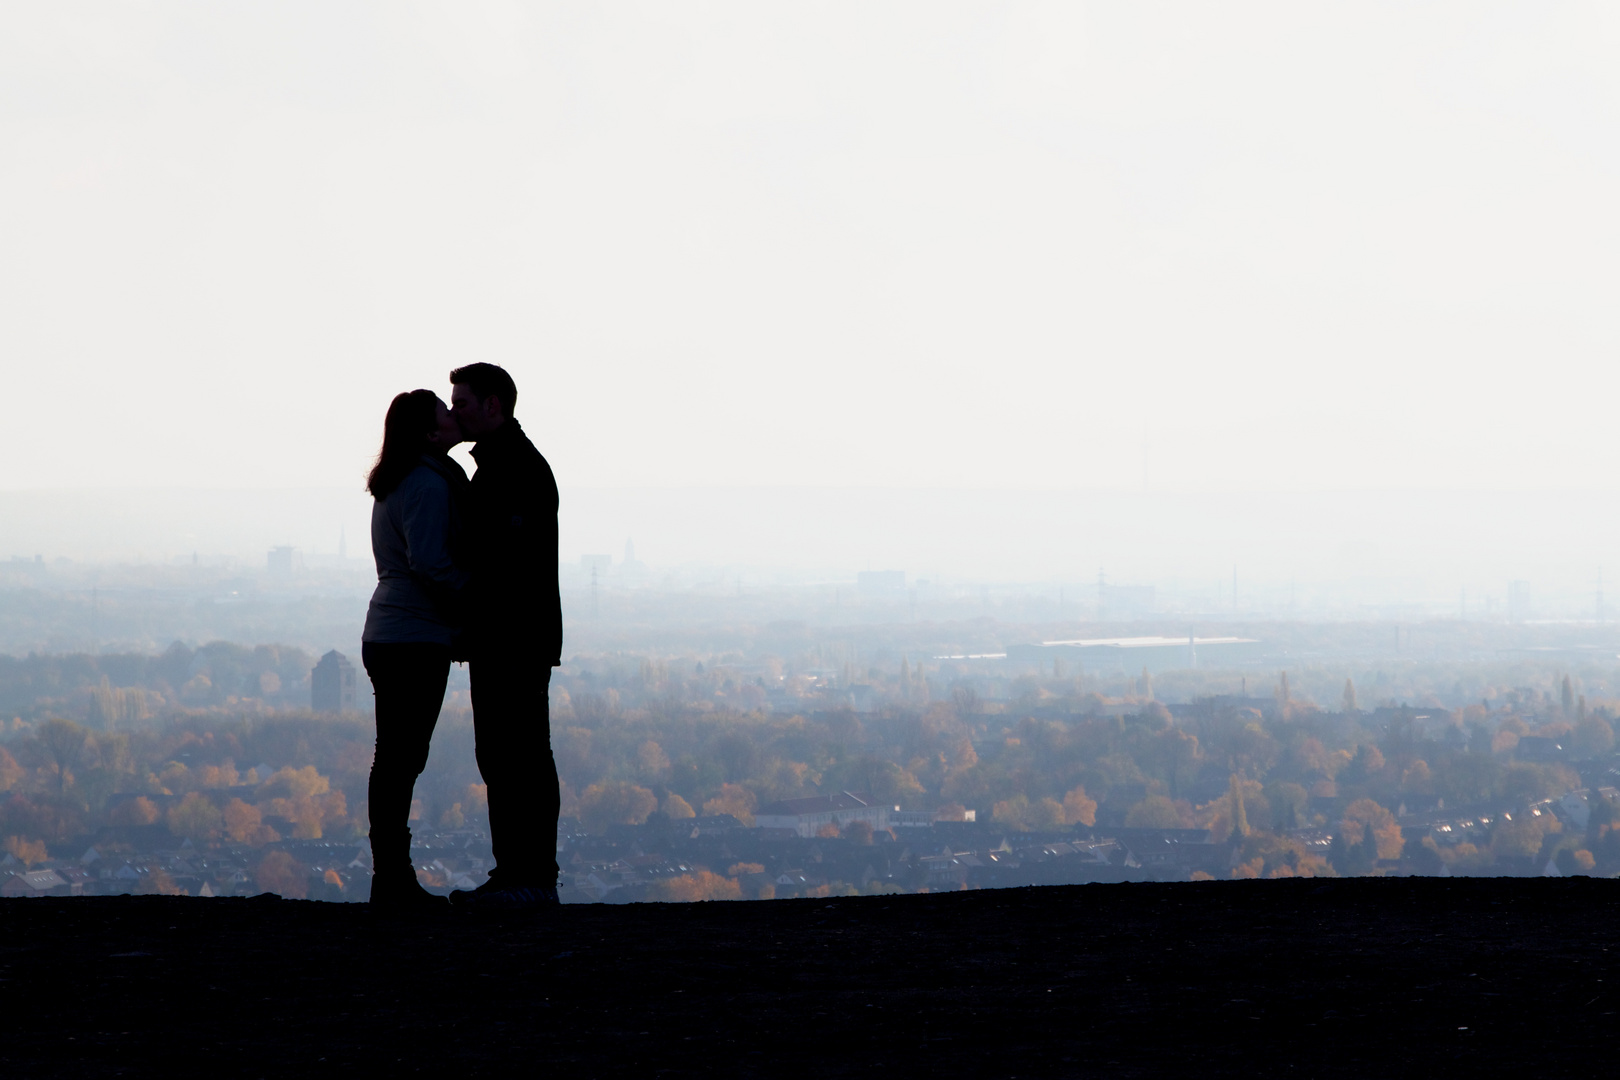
[379,460,448,503]
[416,454,471,494]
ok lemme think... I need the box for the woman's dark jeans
[362,641,452,873]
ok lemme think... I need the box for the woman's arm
[400,471,471,616]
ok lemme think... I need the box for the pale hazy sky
[4,2,1619,494]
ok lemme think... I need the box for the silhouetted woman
[361,389,469,910]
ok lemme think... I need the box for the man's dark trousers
[463,415,564,888]
[469,645,560,885]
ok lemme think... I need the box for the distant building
[311,650,357,712]
[620,538,647,579]
[1098,583,1156,614]
[858,571,905,593]
[755,792,891,837]
[267,546,295,575]
[1005,636,1260,674]
[1508,580,1531,623]
[2,869,72,898]
[889,809,938,830]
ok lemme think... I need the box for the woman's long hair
[366,389,440,500]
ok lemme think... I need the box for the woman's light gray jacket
[361,454,471,647]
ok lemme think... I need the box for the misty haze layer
[2,487,1615,617]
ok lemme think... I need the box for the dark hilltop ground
[4,877,1617,1077]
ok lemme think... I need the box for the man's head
[449,363,518,439]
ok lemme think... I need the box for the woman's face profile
[425,398,463,452]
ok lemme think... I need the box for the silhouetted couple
[361,363,563,912]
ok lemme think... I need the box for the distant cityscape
[4,622,1620,900]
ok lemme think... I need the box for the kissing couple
[360,362,563,911]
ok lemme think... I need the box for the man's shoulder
[480,425,553,478]
[508,424,549,466]
[471,437,556,512]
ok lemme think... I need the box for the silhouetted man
[446,362,564,908]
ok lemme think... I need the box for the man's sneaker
[472,884,559,910]
[450,877,561,909]
[448,877,505,908]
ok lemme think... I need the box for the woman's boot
[368,828,444,912]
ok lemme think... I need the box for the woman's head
[366,389,461,498]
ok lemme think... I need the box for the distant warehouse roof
[1037,636,1256,650]
[1002,636,1260,671]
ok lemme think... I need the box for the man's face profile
[450,383,503,439]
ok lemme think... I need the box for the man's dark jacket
[467,418,563,664]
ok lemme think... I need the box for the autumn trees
[254,850,309,899]
[993,788,1098,831]
[39,719,87,794]
[2,641,1618,890]
[649,870,742,902]
[578,781,658,834]
[0,712,370,858]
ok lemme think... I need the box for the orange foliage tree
[254,850,309,899]
[3,835,47,868]
[257,766,346,839]
[109,796,160,827]
[1340,798,1404,860]
[993,786,1097,830]
[223,798,278,845]
[0,748,23,792]
[578,781,658,834]
[1124,795,1185,829]
[650,870,742,902]
[166,791,223,842]
[701,783,757,826]
[136,867,184,896]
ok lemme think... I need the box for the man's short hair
[449,363,518,415]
